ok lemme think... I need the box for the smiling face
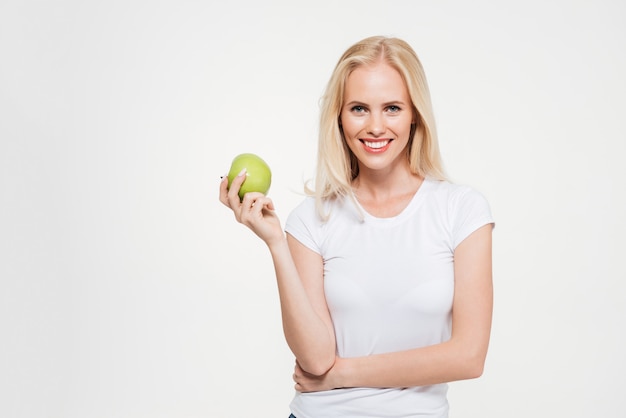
[340,61,415,177]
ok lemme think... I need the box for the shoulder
[289,195,317,216]
[425,179,491,211]
[426,178,480,196]
[424,179,494,248]
[285,196,342,255]
[287,194,357,225]
[286,196,318,227]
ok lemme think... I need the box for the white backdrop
[1,0,625,417]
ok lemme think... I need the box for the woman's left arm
[293,223,493,392]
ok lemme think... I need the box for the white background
[1,0,625,417]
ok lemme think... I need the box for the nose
[366,112,385,137]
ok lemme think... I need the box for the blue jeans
[289,415,296,418]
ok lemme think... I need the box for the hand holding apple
[220,153,284,247]
[227,153,272,200]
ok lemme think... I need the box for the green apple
[227,153,272,200]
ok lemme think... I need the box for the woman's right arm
[268,234,336,376]
[219,172,336,375]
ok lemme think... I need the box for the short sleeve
[450,187,495,249]
[284,197,322,255]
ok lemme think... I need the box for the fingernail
[237,168,247,177]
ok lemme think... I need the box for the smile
[361,139,392,152]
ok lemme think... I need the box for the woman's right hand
[222,171,337,373]
[219,169,285,247]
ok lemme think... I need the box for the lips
[360,139,392,153]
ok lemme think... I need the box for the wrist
[334,357,352,389]
[266,233,288,252]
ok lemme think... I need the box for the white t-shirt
[284,179,494,418]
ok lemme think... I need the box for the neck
[352,167,423,203]
[351,169,424,218]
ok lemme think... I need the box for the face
[340,61,414,176]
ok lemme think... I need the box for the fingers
[219,170,276,239]
[218,175,230,207]
[292,361,308,382]
[225,169,247,208]
[293,362,315,393]
[293,365,302,392]
[240,193,274,220]
[292,362,300,382]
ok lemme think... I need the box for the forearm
[338,339,486,389]
[268,237,335,375]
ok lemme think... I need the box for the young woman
[219,36,494,418]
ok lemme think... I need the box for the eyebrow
[344,100,408,108]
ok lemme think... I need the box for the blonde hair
[307,36,446,219]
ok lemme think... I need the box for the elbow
[450,337,488,380]
[306,363,334,377]
[466,360,484,379]
[462,352,486,380]
[299,354,336,376]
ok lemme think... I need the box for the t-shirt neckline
[352,178,434,226]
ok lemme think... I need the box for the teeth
[364,140,389,149]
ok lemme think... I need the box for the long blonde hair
[308,36,446,219]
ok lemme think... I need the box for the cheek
[392,119,413,138]
[340,117,363,138]
[344,136,361,155]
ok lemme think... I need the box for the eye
[351,105,366,113]
[387,105,401,113]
